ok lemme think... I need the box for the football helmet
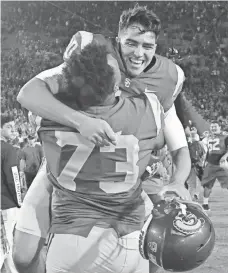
[139,199,215,272]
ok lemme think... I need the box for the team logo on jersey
[124,78,131,87]
[173,211,205,235]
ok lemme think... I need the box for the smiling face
[118,23,157,77]
[210,123,221,135]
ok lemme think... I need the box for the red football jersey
[63,31,212,133]
[206,134,228,165]
[111,41,184,112]
[62,31,185,112]
[39,94,164,237]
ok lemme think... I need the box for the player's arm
[17,68,116,146]
[13,162,52,273]
[164,104,191,182]
[159,104,191,200]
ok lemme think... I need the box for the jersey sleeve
[144,93,164,136]
[35,64,66,95]
[173,64,185,99]
[175,94,210,135]
[63,31,93,61]
[63,31,111,61]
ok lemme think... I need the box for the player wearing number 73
[32,43,165,273]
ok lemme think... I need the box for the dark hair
[1,113,13,127]
[55,43,115,111]
[119,4,161,38]
[211,121,220,126]
[28,135,35,140]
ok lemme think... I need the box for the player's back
[207,134,228,165]
[39,94,164,237]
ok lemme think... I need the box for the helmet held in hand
[139,199,215,272]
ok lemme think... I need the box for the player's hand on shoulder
[158,181,192,201]
[79,116,117,146]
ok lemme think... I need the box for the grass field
[159,182,228,273]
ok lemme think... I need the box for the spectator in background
[1,113,20,273]
[18,135,43,188]
[186,136,205,200]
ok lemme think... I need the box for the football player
[17,4,191,192]
[201,122,228,212]
[23,42,169,273]
[14,5,191,273]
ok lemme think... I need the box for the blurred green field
[159,182,228,273]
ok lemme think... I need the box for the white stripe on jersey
[64,31,93,60]
[173,65,185,97]
[145,93,163,136]
[80,31,93,50]
[35,64,66,95]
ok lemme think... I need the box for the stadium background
[2,1,228,131]
[1,1,228,273]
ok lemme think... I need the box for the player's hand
[79,117,117,146]
[220,156,228,170]
[158,182,192,201]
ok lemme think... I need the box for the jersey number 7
[49,131,140,194]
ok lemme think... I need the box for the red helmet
[139,200,215,272]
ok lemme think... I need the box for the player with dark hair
[15,4,192,273]
[201,122,228,212]
[55,43,117,110]
[1,113,20,273]
[18,4,191,199]
[20,42,169,273]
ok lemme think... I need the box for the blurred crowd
[1,1,228,135]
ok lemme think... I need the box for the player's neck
[102,94,117,106]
